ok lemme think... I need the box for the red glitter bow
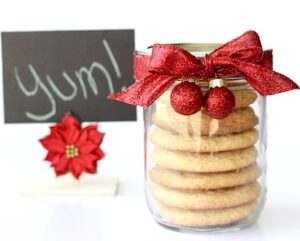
[109,31,299,107]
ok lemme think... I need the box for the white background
[0,0,300,240]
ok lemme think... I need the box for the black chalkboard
[1,30,136,123]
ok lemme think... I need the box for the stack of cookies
[149,88,261,227]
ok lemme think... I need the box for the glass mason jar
[142,44,267,233]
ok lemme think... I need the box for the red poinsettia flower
[39,113,105,179]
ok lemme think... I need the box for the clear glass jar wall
[142,46,267,233]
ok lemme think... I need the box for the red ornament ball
[170,82,203,115]
[204,87,235,119]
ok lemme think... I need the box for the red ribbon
[109,31,299,107]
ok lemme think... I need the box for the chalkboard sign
[1,30,136,123]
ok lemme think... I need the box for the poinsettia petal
[39,136,66,153]
[55,169,67,177]
[50,124,63,134]
[82,153,99,162]
[39,134,50,142]
[89,130,104,145]
[84,163,96,174]
[63,125,80,144]
[81,125,97,137]
[83,125,104,145]
[79,154,99,173]
[46,153,62,165]
[75,129,88,146]
[61,113,80,129]
[82,125,97,131]
[80,154,98,173]
[52,154,69,176]
[93,148,105,160]
[50,124,66,139]
[44,151,57,162]
[78,141,98,154]
[69,157,83,179]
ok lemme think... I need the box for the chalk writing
[15,39,121,121]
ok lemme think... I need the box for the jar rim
[136,43,221,56]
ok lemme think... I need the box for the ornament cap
[209,79,227,88]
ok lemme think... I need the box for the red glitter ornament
[204,87,236,119]
[170,82,203,115]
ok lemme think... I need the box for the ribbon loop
[211,30,263,62]
[149,44,202,77]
